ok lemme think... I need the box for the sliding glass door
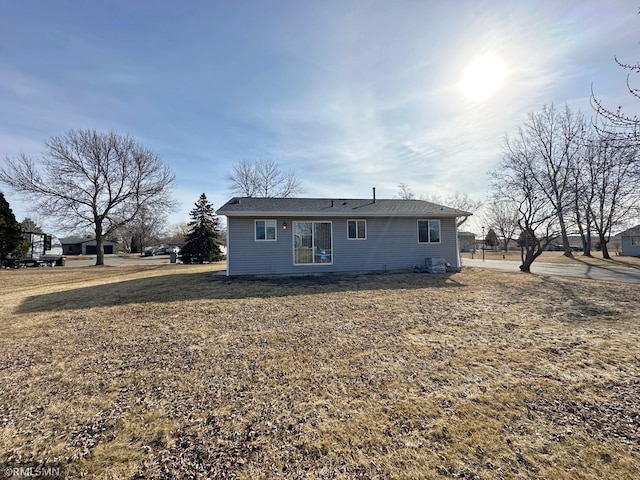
[294,221,332,264]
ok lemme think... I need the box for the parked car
[144,248,156,256]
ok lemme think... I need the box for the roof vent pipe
[372,187,376,203]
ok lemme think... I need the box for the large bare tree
[588,14,640,245]
[519,104,586,258]
[575,133,640,258]
[226,159,304,198]
[0,129,175,265]
[491,130,560,272]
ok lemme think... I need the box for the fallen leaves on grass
[0,266,638,479]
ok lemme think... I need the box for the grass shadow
[15,270,465,314]
[501,273,623,321]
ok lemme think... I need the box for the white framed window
[418,219,441,243]
[293,221,332,265]
[255,220,277,241]
[631,236,640,246]
[347,219,367,240]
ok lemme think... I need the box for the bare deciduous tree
[579,134,640,258]
[423,192,482,228]
[591,48,640,139]
[20,217,43,234]
[226,159,304,198]
[0,129,175,265]
[113,203,168,254]
[165,221,190,246]
[484,199,519,252]
[491,131,560,272]
[520,104,586,258]
[588,17,640,249]
[394,183,415,200]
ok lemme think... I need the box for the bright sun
[459,55,506,102]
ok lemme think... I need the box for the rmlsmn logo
[2,464,63,479]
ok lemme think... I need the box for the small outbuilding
[619,225,640,257]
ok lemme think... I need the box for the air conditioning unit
[425,257,447,273]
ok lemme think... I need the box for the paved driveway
[462,258,640,284]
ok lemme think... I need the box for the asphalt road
[63,254,178,267]
[462,258,640,284]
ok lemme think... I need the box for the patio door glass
[294,221,332,264]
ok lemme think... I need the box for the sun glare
[460,55,506,102]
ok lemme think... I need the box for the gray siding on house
[621,236,640,257]
[618,225,640,257]
[227,216,460,275]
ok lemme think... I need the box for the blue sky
[1,0,639,233]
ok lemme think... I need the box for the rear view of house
[217,196,471,275]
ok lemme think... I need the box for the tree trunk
[600,234,611,259]
[519,249,542,272]
[557,211,573,258]
[575,210,593,257]
[583,234,592,257]
[519,257,534,273]
[519,245,534,272]
[95,223,104,266]
[519,237,544,273]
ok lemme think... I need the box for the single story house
[619,225,640,257]
[60,237,119,255]
[217,196,471,275]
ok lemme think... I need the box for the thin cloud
[1,0,639,232]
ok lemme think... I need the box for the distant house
[60,237,119,255]
[217,196,471,276]
[619,225,640,257]
[458,232,476,252]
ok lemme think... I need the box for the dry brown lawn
[0,264,638,479]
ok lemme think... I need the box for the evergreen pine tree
[485,228,499,249]
[179,193,223,264]
[0,192,28,266]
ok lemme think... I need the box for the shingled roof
[618,225,640,237]
[217,197,471,218]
